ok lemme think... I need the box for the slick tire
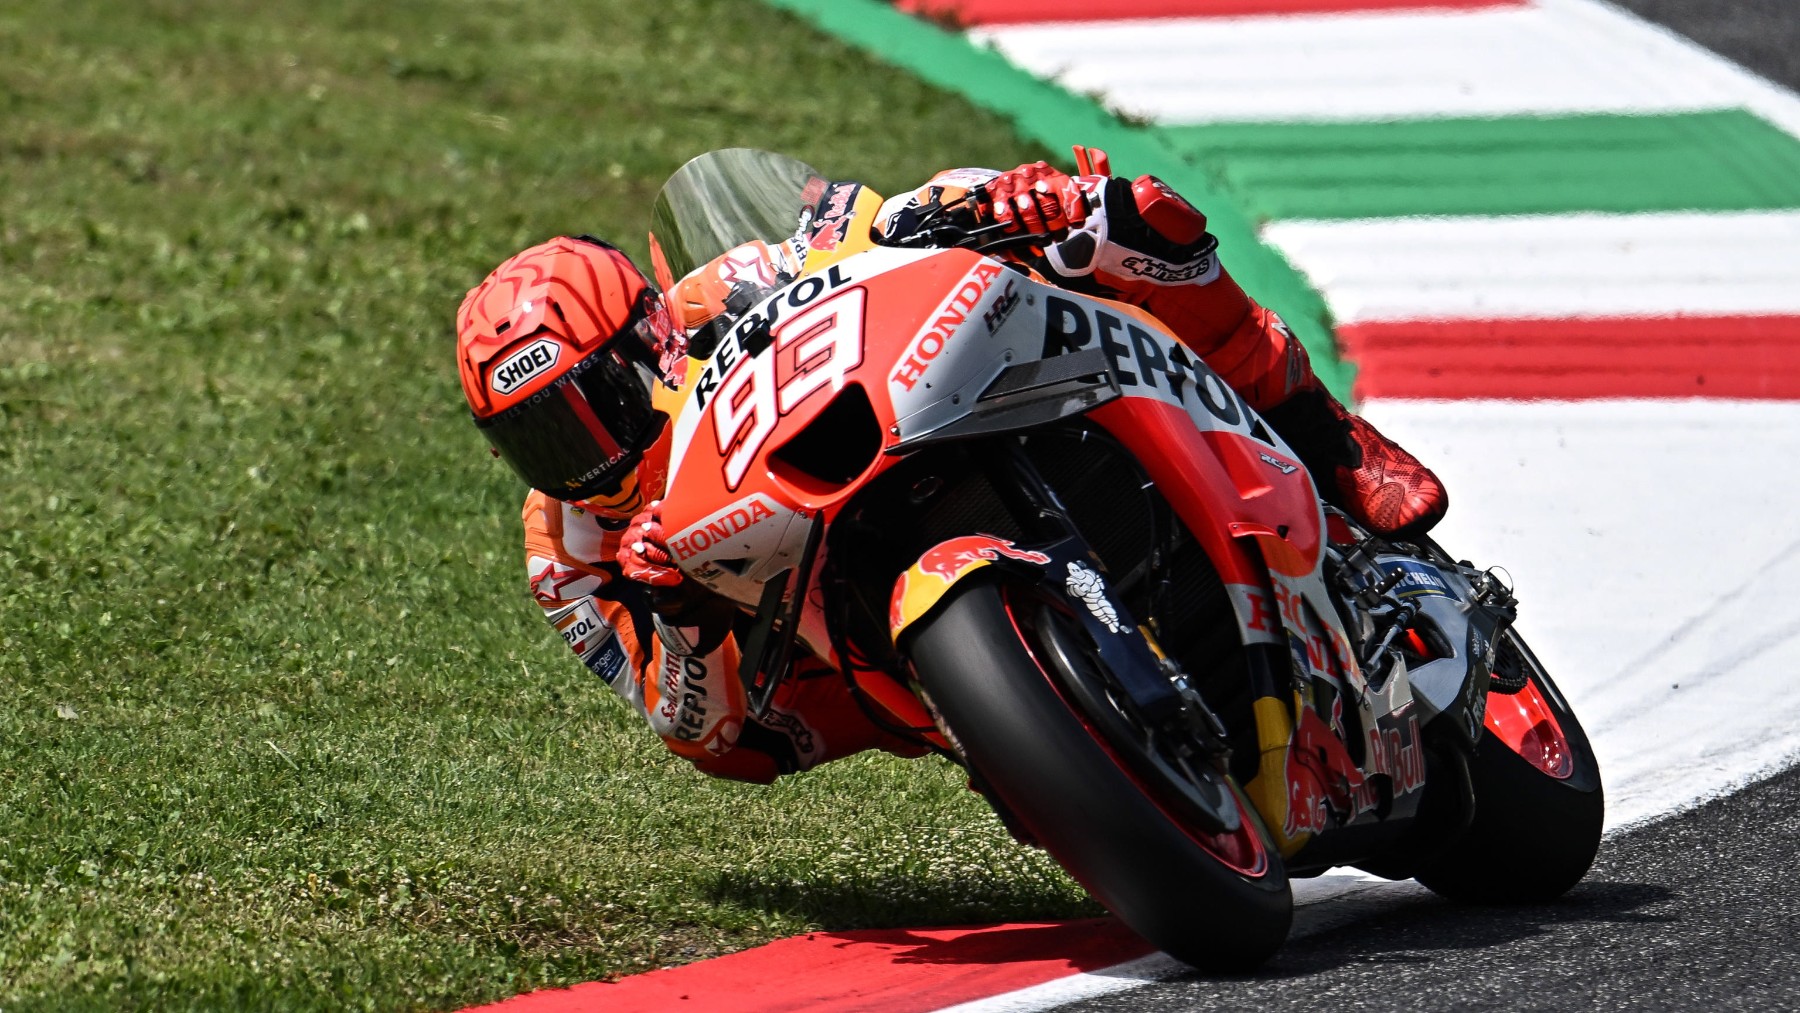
[909,580,1292,972]
[1413,633,1604,904]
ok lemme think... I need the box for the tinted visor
[477,341,666,501]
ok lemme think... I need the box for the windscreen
[648,148,826,285]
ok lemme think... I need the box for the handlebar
[884,184,1090,257]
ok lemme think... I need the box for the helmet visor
[476,341,666,501]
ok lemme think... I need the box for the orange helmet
[457,236,684,502]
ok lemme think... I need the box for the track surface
[1612,0,1800,90]
[1034,764,1800,1012]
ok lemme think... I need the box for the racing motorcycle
[646,148,1604,970]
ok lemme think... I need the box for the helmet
[457,236,684,502]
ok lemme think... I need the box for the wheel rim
[1000,587,1272,877]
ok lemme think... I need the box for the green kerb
[1163,109,1800,220]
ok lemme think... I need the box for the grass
[0,1,1096,1007]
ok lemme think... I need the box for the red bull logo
[918,536,1051,579]
[890,536,1052,641]
[1284,706,1364,838]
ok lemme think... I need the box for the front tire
[1412,631,1604,903]
[908,580,1292,971]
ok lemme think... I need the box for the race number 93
[712,287,867,489]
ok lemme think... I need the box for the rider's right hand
[620,500,738,657]
[978,161,1089,239]
[618,501,684,588]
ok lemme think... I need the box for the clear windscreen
[647,148,826,286]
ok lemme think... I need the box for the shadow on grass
[707,865,1102,938]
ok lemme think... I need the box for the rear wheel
[908,580,1292,971]
[1412,630,1604,903]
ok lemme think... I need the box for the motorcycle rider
[455,158,1447,783]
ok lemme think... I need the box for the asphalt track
[1033,763,1800,1012]
[1612,0,1800,91]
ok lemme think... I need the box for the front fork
[889,443,1239,831]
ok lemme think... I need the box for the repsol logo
[553,600,608,653]
[670,497,777,560]
[1043,294,1274,444]
[890,260,1005,392]
[671,657,712,742]
[490,338,560,396]
[693,264,853,409]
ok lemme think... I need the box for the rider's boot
[1259,379,1448,540]
[1122,249,1448,540]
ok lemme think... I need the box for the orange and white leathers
[525,167,1311,784]
[522,427,925,785]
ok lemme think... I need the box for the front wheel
[908,580,1292,971]
[1412,630,1605,903]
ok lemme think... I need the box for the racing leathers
[522,464,929,785]
[524,163,1444,783]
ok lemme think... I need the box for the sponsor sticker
[889,260,1006,392]
[1064,561,1126,634]
[1259,451,1299,475]
[917,536,1051,580]
[1388,560,1456,601]
[670,656,712,742]
[551,599,610,654]
[490,337,561,396]
[670,494,781,560]
[582,635,628,686]
[929,167,1002,189]
[1042,294,1278,447]
[1119,252,1215,284]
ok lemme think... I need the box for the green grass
[0,1,1095,1007]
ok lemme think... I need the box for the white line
[930,951,1188,1013]
[973,2,1800,125]
[1262,211,1800,323]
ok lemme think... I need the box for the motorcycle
[645,148,1604,970]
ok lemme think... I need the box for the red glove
[617,501,683,588]
[981,161,1089,238]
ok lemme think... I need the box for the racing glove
[978,161,1090,239]
[1044,174,1220,291]
[619,501,682,587]
[618,501,736,656]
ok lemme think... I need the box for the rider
[455,159,1447,784]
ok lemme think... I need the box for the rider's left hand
[980,162,1090,238]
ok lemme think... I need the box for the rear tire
[909,580,1292,971]
[1413,631,1604,903]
